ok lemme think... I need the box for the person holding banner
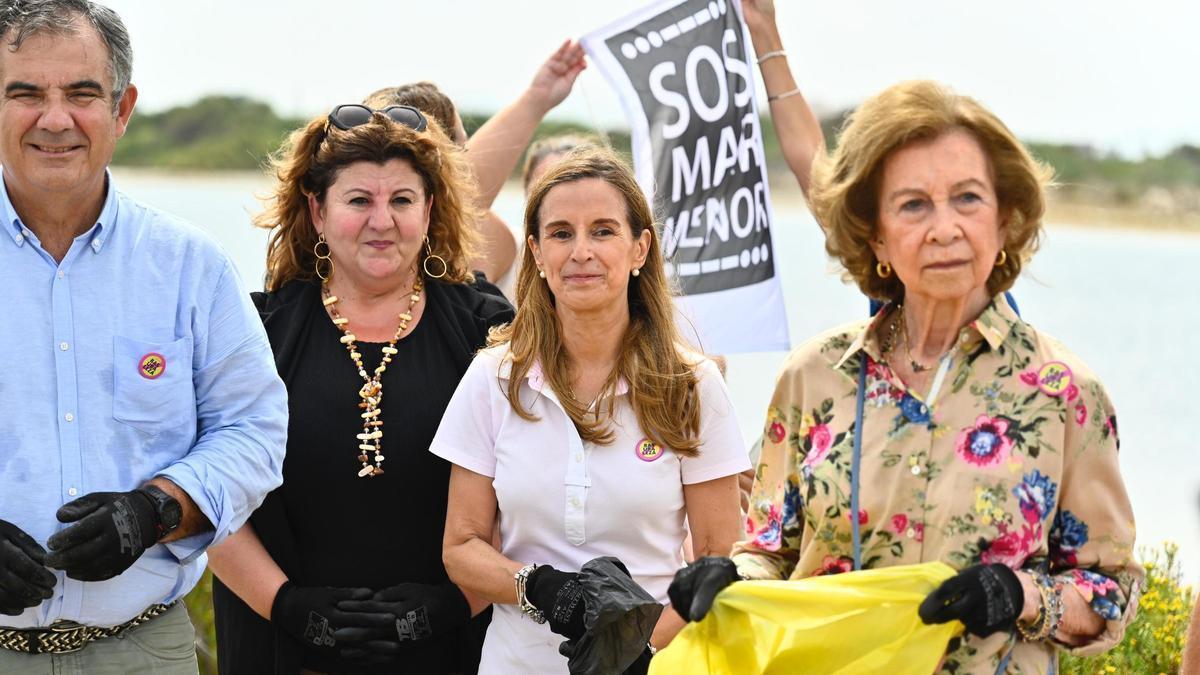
[739,0,825,196]
[365,40,588,293]
[668,80,1141,674]
[522,133,602,195]
[435,147,749,673]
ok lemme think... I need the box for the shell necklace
[321,277,423,478]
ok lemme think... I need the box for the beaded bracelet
[515,564,546,624]
[756,49,786,65]
[1015,579,1050,641]
[1046,580,1066,638]
[1016,573,1063,641]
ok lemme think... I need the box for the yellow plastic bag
[650,561,964,675]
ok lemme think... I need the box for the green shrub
[183,570,217,675]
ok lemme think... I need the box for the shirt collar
[498,353,631,399]
[833,294,1020,371]
[0,168,118,252]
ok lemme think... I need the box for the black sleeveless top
[213,277,512,675]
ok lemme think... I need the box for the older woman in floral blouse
[668,79,1141,674]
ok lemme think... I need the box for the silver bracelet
[756,49,786,65]
[514,564,546,624]
[767,88,803,103]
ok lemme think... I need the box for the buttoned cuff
[154,466,232,565]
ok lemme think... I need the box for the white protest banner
[582,0,789,354]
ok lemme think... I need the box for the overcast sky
[103,0,1196,158]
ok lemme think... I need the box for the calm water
[112,169,1200,582]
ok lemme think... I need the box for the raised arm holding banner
[582,0,789,354]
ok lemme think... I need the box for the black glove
[332,582,472,663]
[271,581,381,653]
[919,563,1025,637]
[0,519,57,615]
[44,491,159,581]
[668,556,740,622]
[526,565,586,640]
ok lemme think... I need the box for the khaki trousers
[0,602,198,674]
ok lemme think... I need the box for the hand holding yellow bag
[651,561,964,675]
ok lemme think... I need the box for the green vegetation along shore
[113,96,1200,230]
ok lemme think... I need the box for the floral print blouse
[731,297,1142,674]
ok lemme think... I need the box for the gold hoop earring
[422,235,448,279]
[996,250,1008,267]
[875,261,892,278]
[314,233,333,281]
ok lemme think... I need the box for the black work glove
[332,582,471,663]
[668,556,740,622]
[271,581,381,652]
[44,491,159,581]
[919,563,1025,637]
[0,519,57,615]
[526,565,586,640]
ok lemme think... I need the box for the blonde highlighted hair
[810,80,1052,301]
[490,147,702,457]
[257,111,479,291]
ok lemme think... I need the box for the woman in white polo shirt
[432,147,749,673]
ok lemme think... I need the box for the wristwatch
[137,484,183,541]
[515,564,547,624]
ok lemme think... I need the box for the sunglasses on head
[326,103,428,133]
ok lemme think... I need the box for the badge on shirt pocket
[113,335,194,435]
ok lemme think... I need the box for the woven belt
[0,601,175,655]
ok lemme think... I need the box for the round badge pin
[139,352,166,380]
[635,438,664,462]
[1036,361,1072,397]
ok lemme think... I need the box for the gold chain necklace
[898,305,950,373]
[321,278,423,478]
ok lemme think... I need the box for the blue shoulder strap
[850,355,868,571]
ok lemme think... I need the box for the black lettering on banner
[604,0,774,294]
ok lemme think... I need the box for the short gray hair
[0,0,133,112]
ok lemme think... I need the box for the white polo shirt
[430,344,749,674]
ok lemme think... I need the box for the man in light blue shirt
[0,0,287,670]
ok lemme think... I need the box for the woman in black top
[208,104,512,674]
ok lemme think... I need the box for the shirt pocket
[112,335,195,435]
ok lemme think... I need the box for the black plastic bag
[556,556,665,674]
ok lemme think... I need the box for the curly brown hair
[489,147,703,457]
[257,111,479,291]
[810,80,1052,302]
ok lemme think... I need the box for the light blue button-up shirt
[0,171,287,628]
